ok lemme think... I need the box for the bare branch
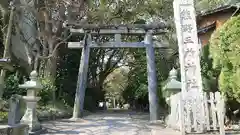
[1,25,7,33]
[37,33,72,59]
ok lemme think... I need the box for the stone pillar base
[165,115,181,130]
[21,116,42,134]
[20,97,42,134]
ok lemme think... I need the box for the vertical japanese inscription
[174,0,205,132]
[181,24,193,33]
[179,4,202,94]
[180,9,192,20]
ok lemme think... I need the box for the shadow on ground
[42,110,179,135]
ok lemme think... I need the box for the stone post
[8,95,20,125]
[173,0,205,132]
[72,33,91,119]
[145,31,159,121]
[19,71,43,134]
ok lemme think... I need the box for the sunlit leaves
[209,15,240,101]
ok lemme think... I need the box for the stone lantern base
[165,93,181,130]
[20,96,45,134]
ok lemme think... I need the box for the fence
[179,92,225,135]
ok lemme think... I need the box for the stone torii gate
[67,23,169,121]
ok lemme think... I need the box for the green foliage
[56,49,81,106]
[123,48,175,107]
[39,77,57,105]
[134,84,148,99]
[37,100,72,115]
[209,15,240,101]
[53,0,175,111]
[104,68,128,92]
[87,0,173,24]
[2,0,176,112]
[200,44,220,92]
[0,111,7,121]
[3,74,25,100]
[103,68,129,103]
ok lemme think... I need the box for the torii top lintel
[66,23,170,35]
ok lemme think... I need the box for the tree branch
[37,33,72,59]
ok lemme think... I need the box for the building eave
[196,4,239,20]
[197,22,216,35]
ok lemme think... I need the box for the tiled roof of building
[197,3,240,17]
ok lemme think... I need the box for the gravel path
[42,110,180,135]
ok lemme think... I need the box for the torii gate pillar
[145,32,159,121]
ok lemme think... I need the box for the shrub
[0,111,8,121]
[3,74,26,99]
[38,77,57,105]
[209,15,240,101]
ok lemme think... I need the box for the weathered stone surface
[173,0,205,133]
[163,68,182,130]
[166,92,182,130]
[8,95,21,125]
[19,71,43,133]
[0,124,29,135]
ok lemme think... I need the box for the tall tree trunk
[11,0,39,74]
[0,5,14,98]
[44,45,57,108]
[44,40,57,82]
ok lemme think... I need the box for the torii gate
[67,23,169,121]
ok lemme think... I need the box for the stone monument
[2,95,29,135]
[19,71,43,134]
[8,95,21,125]
[163,68,182,130]
[173,0,205,132]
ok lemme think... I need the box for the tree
[0,0,88,99]
[200,44,220,92]
[70,0,175,117]
[0,0,176,118]
[103,67,129,106]
[104,68,129,97]
[0,1,14,98]
[209,15,240,101]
